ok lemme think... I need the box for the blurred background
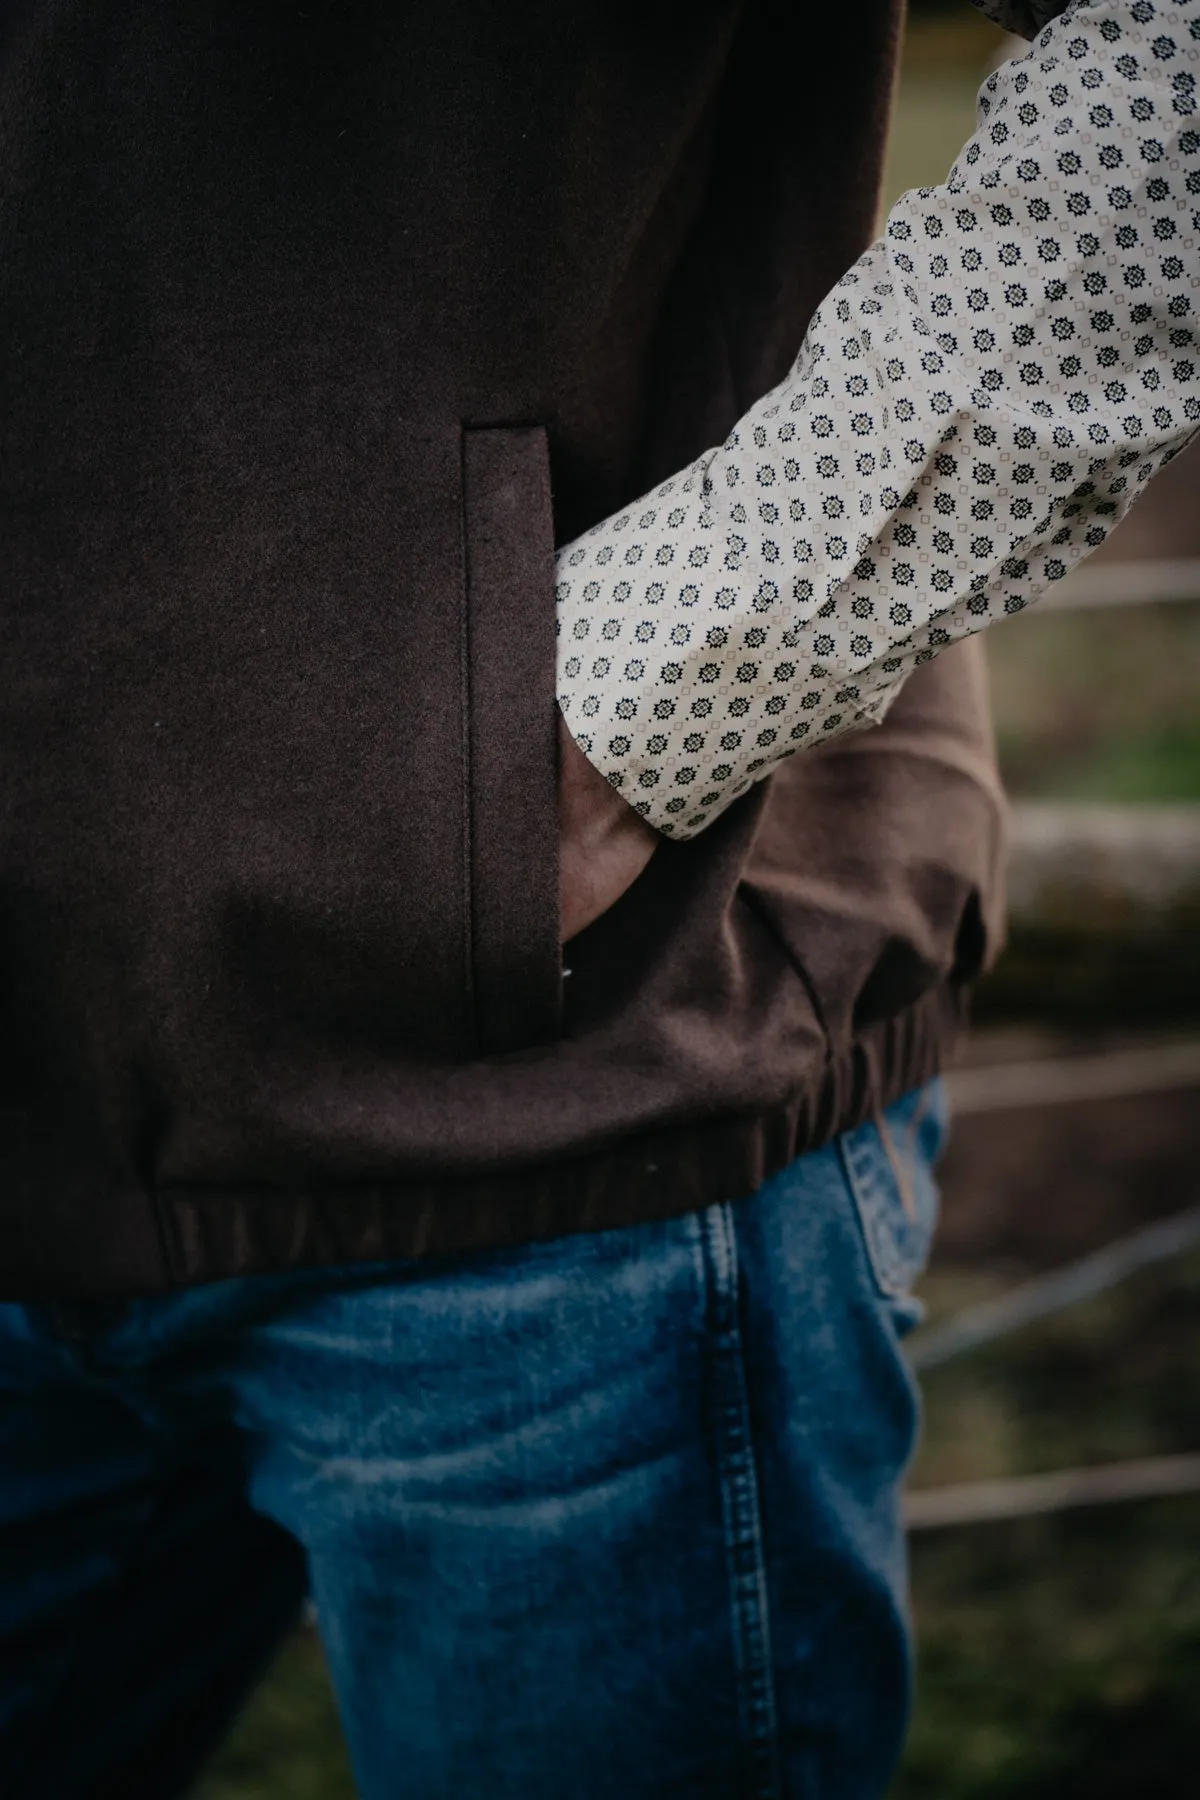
[190,5,1200,1795]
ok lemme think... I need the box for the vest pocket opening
[461,425,563,1055]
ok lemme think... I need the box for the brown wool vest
[0,0,1007,1297]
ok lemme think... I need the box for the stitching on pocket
[874,1106,918,1224]
[839,1086,942,1300]
[700,1203,783,1800]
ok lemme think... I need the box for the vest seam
[459,424,482,1058]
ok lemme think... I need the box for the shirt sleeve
[554,0,1200,838]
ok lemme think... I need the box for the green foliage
[191,1630,355,1800]
[897,1512,1200,1800]
[987,602,1200,802]
[892,1250,1200,1797]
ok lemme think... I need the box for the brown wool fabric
[0,0,1007,1297]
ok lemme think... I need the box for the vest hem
[0,983,965,1300]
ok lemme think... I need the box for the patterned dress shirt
[555,0,1200,835]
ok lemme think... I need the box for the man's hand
[558,711,658,944]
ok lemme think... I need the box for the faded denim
[0,1081,944,1800]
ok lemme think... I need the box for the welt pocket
[461,425,562,1054]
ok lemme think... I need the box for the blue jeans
[0,1082,945,1800]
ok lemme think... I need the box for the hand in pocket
[558,711,659,944]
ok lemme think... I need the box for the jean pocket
[838,1078,947,1305]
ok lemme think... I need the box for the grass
[898,1504,1200,1800]
[911,1247,1200,1488]
[191,1630,354,1800]
[985,600,1200,803]
[1006,726,1200,803]
[895,1246,1200,1798]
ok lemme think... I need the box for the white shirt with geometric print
[555,0,1200,837]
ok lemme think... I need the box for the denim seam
[840,1128,909,1297]
[701,1202,783,1800]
